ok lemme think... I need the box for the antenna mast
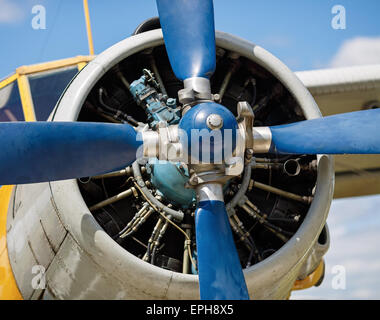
[83,0,94,55]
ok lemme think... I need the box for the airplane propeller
[268,108,380,154]
[0,0,379,300]
[0,122,141,185]
[156,0,216,80]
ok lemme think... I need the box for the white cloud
[330,36,380,68]
[0,0,25,24]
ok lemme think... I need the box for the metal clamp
[178,77,213,105]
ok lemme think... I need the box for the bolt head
[206,114,224,130]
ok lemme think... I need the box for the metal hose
[226,161,252,216]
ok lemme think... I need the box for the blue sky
[1,0,380,299]
[1,0,380,77]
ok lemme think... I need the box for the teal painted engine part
[129,69,181,128]
[147,159,196,209]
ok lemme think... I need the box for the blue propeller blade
[156,0,216,80]
[195,200,250,300]
[0,122,141,185]
[270,108,380,154]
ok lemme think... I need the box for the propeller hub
[178,102,238,164]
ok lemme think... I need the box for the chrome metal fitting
[157,125,183,161]
[236,101,254,150]
[196,183,224,202]
[140,125,183,161]
[141,130,159,158]
[252,127,272,153]
[206,113,224,130]
[178,77,212,104]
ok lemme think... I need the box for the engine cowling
[6,29,334,300]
